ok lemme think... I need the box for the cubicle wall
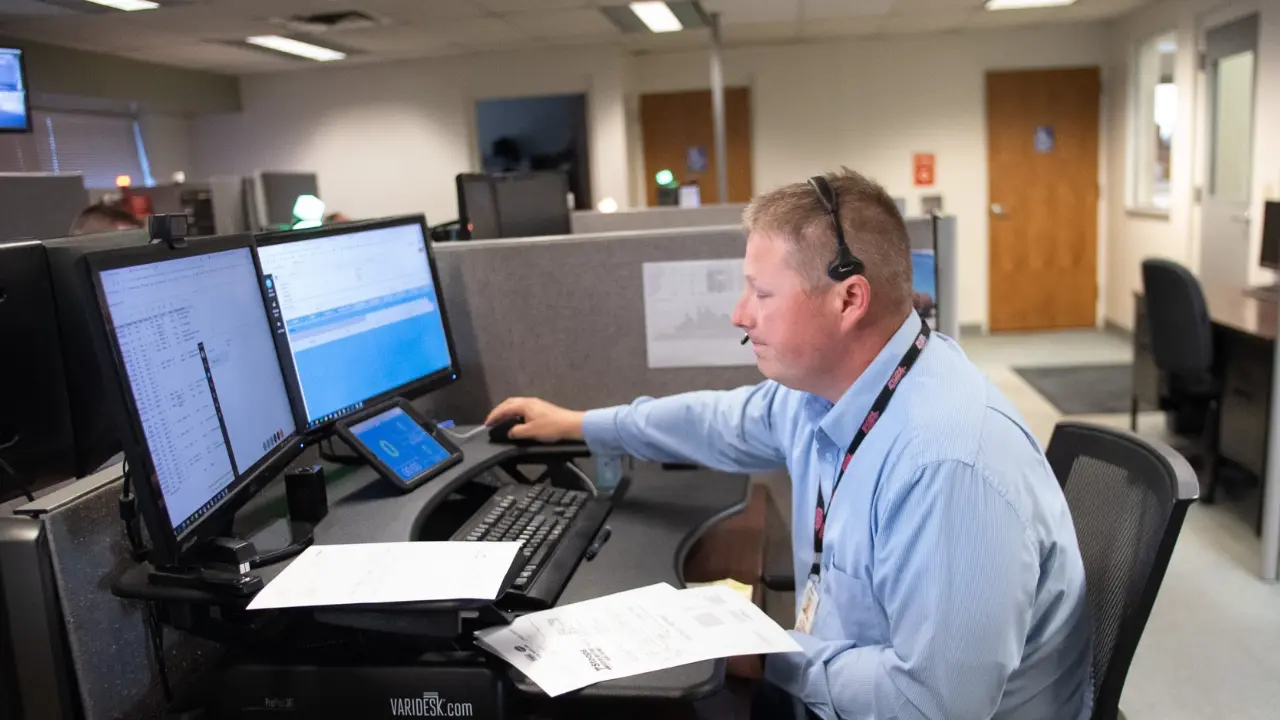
[0,173,87,242]
[570,204,747,234]
[0,218,959,719]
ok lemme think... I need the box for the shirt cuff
[581,406,626,456]
[764,631,831,701]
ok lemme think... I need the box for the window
[0,109,148,189]
[1130,32,1178,212]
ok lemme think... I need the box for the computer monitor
[42,229,153,478]
[252,171,320,231]
[255,215,459,431]
[1260,201,1280,271]
[88,234,302,564]
[0,48,30,134]
[912,248,938,330]
[493,171,571,238]
[456,174,500,240]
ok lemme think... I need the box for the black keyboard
[452,483,610,610]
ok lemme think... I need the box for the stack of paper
[246,542,523,610]
[474,582,802,697]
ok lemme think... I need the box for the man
[486,169,1093,719]
[69,202,143,235]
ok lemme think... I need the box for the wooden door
[639,88,752,206]
[987,67,1100,331]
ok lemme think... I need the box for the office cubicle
[0,173,87,242]
[570,204,748,234]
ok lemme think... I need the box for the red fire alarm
[913,153,935,187]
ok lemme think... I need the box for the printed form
[474,583,801,697]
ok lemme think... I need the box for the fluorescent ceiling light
[984,0,1076,9]
[85,0,160,10]
[629,2,683,33]
[245,35,346,62]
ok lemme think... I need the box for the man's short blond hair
[743,168,912,318]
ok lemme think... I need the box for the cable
[318,438,362,466]
[0,456,35,502]
[145,601,172,704]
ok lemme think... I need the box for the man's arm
[764,460,1037,720]
[581,382,789,473]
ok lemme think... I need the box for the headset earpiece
[808,175,865,283]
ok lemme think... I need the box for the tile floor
[963,328,1280,720]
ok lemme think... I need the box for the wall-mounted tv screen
[0,48,30,134]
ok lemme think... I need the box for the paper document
[475,582,801,697]
[642,259,757,369]
[247,541,522,611]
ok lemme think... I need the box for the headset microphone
[741,334,750,345]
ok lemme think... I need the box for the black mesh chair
[1045,421,1199,720]
[1137,258,1223,501]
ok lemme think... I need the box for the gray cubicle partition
[570,204,747,235]
[0,173,87,242]
[0,220,959,719]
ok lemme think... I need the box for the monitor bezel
[0,48,32,135]
[455,173,498,240]
[86,233,305,567]
[254,214,461,436]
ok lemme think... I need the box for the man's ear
[837,276,872,330]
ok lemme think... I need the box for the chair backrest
[1141,258,1214,378]
[1044,421,1198,720]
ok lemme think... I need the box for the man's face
[733,232,843,392]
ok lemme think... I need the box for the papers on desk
[474,582,801,697]
[246,542,522,611]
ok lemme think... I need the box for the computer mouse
[488,416,525,444]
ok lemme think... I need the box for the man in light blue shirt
[487,169,1092,719]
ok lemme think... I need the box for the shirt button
[824,452,834,462]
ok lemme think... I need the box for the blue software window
[257,222,452,426]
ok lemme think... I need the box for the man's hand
[485,397,586,443]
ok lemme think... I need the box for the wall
[137,113,192,184]
[1,36,239,115]
[189,47,631,227]
[1103,0,1280,329]
[631,24,1111,328]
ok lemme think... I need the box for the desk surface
[1137,283,1277,340]
[119,432,750,704]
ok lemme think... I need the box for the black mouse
[488,416,525,444]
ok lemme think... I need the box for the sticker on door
[1034,126,1055,153]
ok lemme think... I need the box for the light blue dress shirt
[582,311,1093,719]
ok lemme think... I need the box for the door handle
[1231,210,1252,224]
[991,203,1007,216]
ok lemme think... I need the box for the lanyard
[810,321,931,578]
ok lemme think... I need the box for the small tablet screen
[348,406,452,483]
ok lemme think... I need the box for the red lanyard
[810,322,930,578]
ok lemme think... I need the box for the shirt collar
[816,311,923,447]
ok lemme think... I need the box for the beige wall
[2,36,240,115]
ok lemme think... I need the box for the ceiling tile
[798,14,884,38]
[703,0,802,24]
[474,0,593,11]
[413,16,529,44]
[803,0,895,20]
[963,5,1076,28]
[331,25,458,56]
[721,20,799,42]
[624,28,713,51]
[355,0,489,23]
[881,8,972,33]
[887,0,983,11]
[503,9,619,38]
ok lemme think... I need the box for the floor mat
[1012,363,1136,416]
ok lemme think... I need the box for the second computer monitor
[256,215,458,430]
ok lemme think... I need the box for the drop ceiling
[0,0,1151,74]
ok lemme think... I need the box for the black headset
[807,175,865,282]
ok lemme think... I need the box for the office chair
[1045,421,1198,720]
[1138,258,1223,502]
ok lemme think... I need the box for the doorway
[986,67,1101,332]
[1198,13,1259,290]
[474,93,591,210]
[639,88,752,206]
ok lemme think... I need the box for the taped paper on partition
[642,259,756,369]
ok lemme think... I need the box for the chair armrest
[762,572,795,592]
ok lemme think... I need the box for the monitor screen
[1261,201,1280,270]
[458,175,500,240]
[257,219,455,429]
[0,48,29,134]
[911,249,938,330]
[98,247,296,534]
[494,172,570,238]
[349,406,452,483]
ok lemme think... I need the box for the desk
[117,432,750,715]
[1132,285,1280,579]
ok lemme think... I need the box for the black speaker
[0,240,76,498]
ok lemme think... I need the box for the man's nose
[731,292,751,330]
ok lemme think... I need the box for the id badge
[795,574,821,634]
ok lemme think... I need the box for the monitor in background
[254,171,320,230]
[42,229,153,478]
[0,240,76,499]
[456,173,500,240]
[256,215,458,431]
[493,171,571,238]
[0,48,30,134]
[90,236,300,560]
[911,248,938,330]
[1260,201,1280,271]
